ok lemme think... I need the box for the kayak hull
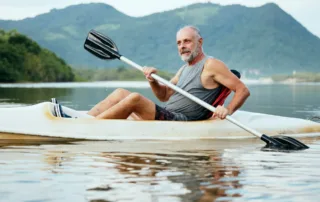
[0,102,319,140]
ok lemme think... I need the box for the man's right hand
[143,66,158,82]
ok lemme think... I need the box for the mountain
[1,2,319,76]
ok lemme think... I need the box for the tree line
[73,66,174,81]
[0,29,74,82]
[272,72,320,82]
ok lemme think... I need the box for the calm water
[1,82,320,202]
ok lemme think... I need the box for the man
[87,25,250,121]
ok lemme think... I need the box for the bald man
[87,25,250,121]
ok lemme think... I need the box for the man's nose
[180,44,186,49]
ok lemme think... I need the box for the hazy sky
[0,0,319,37]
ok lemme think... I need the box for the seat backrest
[206,69,241,118]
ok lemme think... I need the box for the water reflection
[94,152,243,202]
[197,158,242,201]
[0,133,77,148]
[1,137,320,201]
[0,88,72,105]
[220,139,320,201]
[9,140,246,201]
[0,139,248,202]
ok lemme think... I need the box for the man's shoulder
[204,57,227,70]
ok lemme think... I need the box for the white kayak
[0,102,319,140]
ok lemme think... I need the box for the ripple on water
[0,138,320,201]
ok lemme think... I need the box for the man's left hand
[213,105,230,119]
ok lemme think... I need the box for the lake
[0,82,320,202]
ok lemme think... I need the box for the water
[0,82,320,202]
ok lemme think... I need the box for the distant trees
[73,66,174,81]
[272,72,320,82]
[0,29,74,82]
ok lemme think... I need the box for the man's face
[176,29,201,63]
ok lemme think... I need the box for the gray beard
[180,46,200,63]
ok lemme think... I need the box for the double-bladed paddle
[84,29,309,151]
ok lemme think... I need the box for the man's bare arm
[207,59,250,115]
[146,67,183,102]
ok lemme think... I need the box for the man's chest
[200,71,219,89]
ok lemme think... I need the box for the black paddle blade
[273,135,309,149]
[84,29,121,60]
[261,134,309,151]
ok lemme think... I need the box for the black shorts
[155,105,188,121]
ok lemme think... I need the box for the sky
[0,0,319,37]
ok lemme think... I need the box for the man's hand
[213,105,230,119]
[143,67,157,82]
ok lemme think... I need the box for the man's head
[176,25,203,63]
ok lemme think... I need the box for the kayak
[0,102,319,140]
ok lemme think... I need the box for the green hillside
[1,3,319,76]
[0,29,74,82]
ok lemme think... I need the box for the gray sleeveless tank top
[165,55,222,120]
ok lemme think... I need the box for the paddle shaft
[120,56,263,138]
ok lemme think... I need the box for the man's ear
[199,38,203,46]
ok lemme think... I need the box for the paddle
[84,29,309,151]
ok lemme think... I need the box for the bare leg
[96,93,156,120]
[87,88,131,116]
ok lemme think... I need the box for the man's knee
[126,92,141,104]
[114,88,131,95]
[105,88,131,100]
